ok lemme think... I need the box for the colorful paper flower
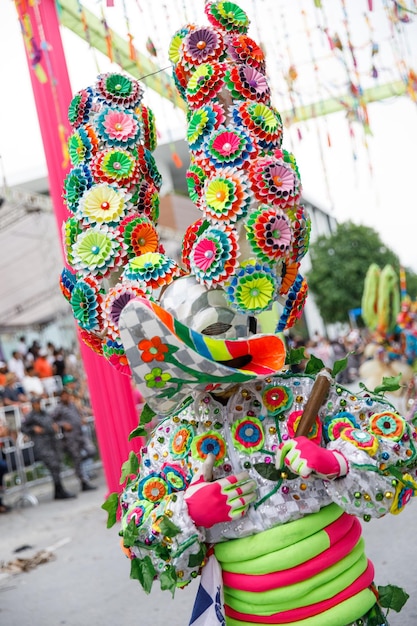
[136,146,163,191]
[102,337,131,375]
[91,148,139,187]
[187,106,218,152]
[78,328,104,355]
[125,500,154,528]
[225,260,279,314]
[78,183,128,226]
[138,336,169,363]
[59,268,77,302]
[186,62,226,108]
[130,179,160,221]
[138,473,169,503]
[96,107,142,147]
[120,215,159,258]
[340,428,379,456]
[287,205,311,263]
[63,165,93,213]
[68,88,92,127]
[280,261,300,296]
[368,412,406,441]
[287,410,322,444]
[206,127,254,169]
[144,367,172,389]
[276,274,308,331]
[68,127,94,165]
[190,224,239,287]
[233,101,282,151]
[191,431,226,466]
[228,34,266,72]
[182,26,224,66]
[169,27,190,65]
[70,277,102,331]
[205,1,249,34]
[62,217,82,265]
[390,474,417,515]
[170,424,195,459]
[323,412,360,442]
[225,65,271,103]
[102,283,149,337]
[202,168,250,224]
[182,219,204,270]
[263,385,293,415]
[232,416,264,453]
[72,226,122,277]
[246,207,292,264]
[96,72,143,108]
[122,252,181,290]
[186,164,206,204]
[138,103,157,152]
[161,463,190,492]
[250,157,301,208]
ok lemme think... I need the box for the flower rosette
[225,260,279,314]
[287,205,311,263]
[225,64,271,104]
[62,217,82,265]
[276,274,308,332]
[249,157,301,209]
[189,223,239,287]
[59,268,77,302]
[340,428,379,456]
[323,412,360,443]
[122,252,182,290]
[263,384,293,416]
[136,146,163,191]
[79,328,104,355]
[280,261,300,296]
[191,430,227,466]
[138,472,169,503]
[186,163,207,204]
[119,215,159,259]
[161,463,190,492]
[169,424,195,459]
[186,62,227,108]
[70,276,103,332]
[233,101,283,151]
[102,282,150,338]
[246,206,293,264]
[72,225,123,278]
[205,1,250,34]
[96,106,142,148]
[78,183,128,227]
[202,168,250,225]
[368,412,406,441]
[124,500,154,529]
[205,126,255,169]
[228,34,266,72]
[68,126,95,166]
[181,219,204,270]
[187,105,218,152]
[390,474,417,515]
[91,148,140,187]
[63,165,93,213]
[132,179,160,222]
[68,88,93,127]
[181,26,225,69]
[137,103,157,152]
[169,26,193,65]
[102,337,131,376]
[96,72,143,109]
[232,416,265,453]
[287,410,322,444]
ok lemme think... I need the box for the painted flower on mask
[139,336,169,363]
[144,367,172,389]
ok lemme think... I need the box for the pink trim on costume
[222,515,360,592]
[224,561,375,624]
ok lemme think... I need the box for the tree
[306,221,401,325]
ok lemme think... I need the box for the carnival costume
[60,2,416,625]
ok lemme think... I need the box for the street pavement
[1,469,417,626]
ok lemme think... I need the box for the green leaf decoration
[332,356,349,378]
[120,450,140,484]
[160,565,177,597]
[128,425,148,441]
[365,602,388,625]
[123,519,139,547]
[159,515,181,538]
[304,354,325,375]
[130,555,156,594]
[154,544,171,562]
[188,543,207,568]
[373,374,403,395]
[101,492,119,528]
[140,403,157,425]
[254,462,281,482]
[378,584,409,612]
[285,347,306,366]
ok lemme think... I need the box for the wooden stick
[295,369,333,438]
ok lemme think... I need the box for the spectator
[7,350,25,382]
[33,349,54,379]
[21,398,76,500]
[0,361,8,388]
[16,335,28,359]
[51,389,97,492]
[53,348,66,380]
[22,365,45,398]
[0,416,12,513]
[1,373,28,407]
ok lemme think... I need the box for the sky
[1,0,417,272]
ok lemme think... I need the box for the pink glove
[276,436,348,480]
[185,453,257,528]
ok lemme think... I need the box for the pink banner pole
[14,0,143,495]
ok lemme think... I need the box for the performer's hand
[185,453,257,528]
[276,436,348,480]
